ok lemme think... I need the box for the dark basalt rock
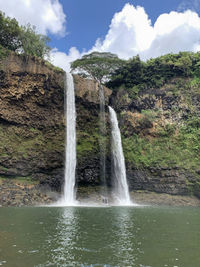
[126,166,190,195]
[1,53,200,202]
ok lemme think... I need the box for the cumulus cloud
[92,3,200,61]
[141,10,200,59]
[0,0,66,35]
[50,3,200,72]
[2,1,200,71]
[93,4,154,59]
[50,47,82,72]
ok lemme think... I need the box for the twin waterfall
[63,73,131,205]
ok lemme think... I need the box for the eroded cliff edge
[0,53,200,206]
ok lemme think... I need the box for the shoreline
[130,191,200,207]
[0,179,200,207]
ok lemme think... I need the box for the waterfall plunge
[63,73,76,205]
[109,106,131,205]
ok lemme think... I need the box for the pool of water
[0,206,200,267]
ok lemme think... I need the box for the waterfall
[109,106,131,205]
[63,73,76,205]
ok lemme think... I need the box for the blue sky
[58,1,188,51]
[49,0,197,53]
[0,0,200,71]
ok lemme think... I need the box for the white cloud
[141,10,200,59]
[50,47,82,72]
[50,4,200,72]
[0,0,66,35]
[91,3,200,61]
[93,3,154,59]
[2,1,200,71]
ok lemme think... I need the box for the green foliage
[44,61,65,73]
[0,44,9,59]
[20,24,50,59]
[141,109,158,120]
[122,116,200,169]
[126,85,140,99]
[107,51,200,98]
[0,12,21,51]
[189,77,200,88]
[0,11,50,59]
[156,124,176,137]
[0,125,65,162]
[71,51,125,84]
[106,55,145,89]
[77,132,99,158]
[0,176,38,185]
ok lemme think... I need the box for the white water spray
[109,106,131,205]
[63,73,76,205]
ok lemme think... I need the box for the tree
[0,11,21,51]
[20,24,51,59]
[0,12,51,59]
[71,52,125,84]
[106,55,145,89]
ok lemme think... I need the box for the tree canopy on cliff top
[106,51,200,96]
[0,11,50,59]
[71,52,125,84]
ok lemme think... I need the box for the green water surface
[0,206,200,267]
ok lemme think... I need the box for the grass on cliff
[0,176,39,185]
[77,132,99,157]
[0,125,65,161]
[122,117,200,170]
[77,131,110,159]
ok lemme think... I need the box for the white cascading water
[63,73,76,205]
[109,106,131,205]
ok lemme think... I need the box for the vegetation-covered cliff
[108,52,200,198]
[1,50,200,205]
[0,53,112,205]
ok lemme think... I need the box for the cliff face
[110,79,200,198]
[0,53,65,190]
[74,75,112,186]
[0,53,111,192]
[1,53,200,200]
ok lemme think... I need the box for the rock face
[0,53,65,190]
[0,53,200,200]
[74,75,112,187]
[110,80,200,198]
[0,178,55,206]
[127,167,190,195]
[0,53,112,192]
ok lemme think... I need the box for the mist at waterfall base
[1,206,200,267]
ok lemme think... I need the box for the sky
[0,0,200,71]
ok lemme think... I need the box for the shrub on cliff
[0,11,50,59]
[107,52,200,97]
